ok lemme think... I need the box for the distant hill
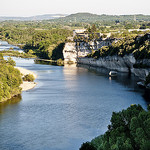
[0,13,150,22]
[50,13,150,23]
[0,14,68,21]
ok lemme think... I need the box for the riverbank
[15,67,37,91]
[0,50,36,58]
[78,56,150,80]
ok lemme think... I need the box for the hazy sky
[0,0,150,17]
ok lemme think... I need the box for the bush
[79,142,96,150]
[23,74,35,82]
[56,58,64,66]
[0,53,3,60]
[7,57,16,66]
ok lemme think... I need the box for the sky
[0,0,150,17]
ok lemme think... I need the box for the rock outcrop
[63,42,150,79]
[78,55,136,72]
[63,42,91,63]
[78,55,150,79]
[63,42,77,63]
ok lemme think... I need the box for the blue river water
[0,41,148,150]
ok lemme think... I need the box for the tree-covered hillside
[1,13,150,23]
[0,27,72,60]
[0,54,22,102]
[88,33,150,60]
[51,13,150,23]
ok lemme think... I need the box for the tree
[91,24,97,33]
[23,74,35,82]
[80,105,150,150]
[7,57,16,66]
[79,142,96,150]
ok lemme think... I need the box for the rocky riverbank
[78,55,150,79]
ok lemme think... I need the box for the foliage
[56,58,64,66]
[0,54,22,102]
[50,13,150,24]
[80,104,150,150]
[0,27,72,60]
[0,50,36,58]
[23,74,35,82]
[88,33,150,60]
[0,53,4,60]
[80,142,96,150]
[6,57,16,66]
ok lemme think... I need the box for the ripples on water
[0,43,148,150]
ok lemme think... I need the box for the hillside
[0,14,67,21]
[50,13,150,23]
[88,33,150,60]
[1,13,150,22]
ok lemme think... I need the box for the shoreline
[0,64,38,103]
[15,67,37,91]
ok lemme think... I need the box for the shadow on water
[0,95,22,114]
[77,64,150,104]
[143,89,150,102]
[34,59,63,66]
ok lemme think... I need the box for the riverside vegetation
[80,104,150,150]
[1,13,150,62]
[0,50,36,58]
[0,54,22,102]
[0,14,150,149]
[87,33,150,61]
[23,74,35,82]
[0,26,72,62]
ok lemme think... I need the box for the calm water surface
[0,42,148,150]
[0,41,23,52]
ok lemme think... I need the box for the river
[0,41,148,150]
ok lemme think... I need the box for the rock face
[78,55,136,72]
[131,68,150,80]
[63,42,150,79]
[63,43,77,63]
[63,42,91,63]
[78,55,150,79]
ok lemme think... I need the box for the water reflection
[78,64,150,104]
[34,59,62,66]
[0,95,22,114]
[0,57,148,150]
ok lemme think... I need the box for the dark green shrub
[79,142,96,150]
[56,58,64,66]
[23,74,35,82]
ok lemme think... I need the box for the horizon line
[0,12,150,18]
